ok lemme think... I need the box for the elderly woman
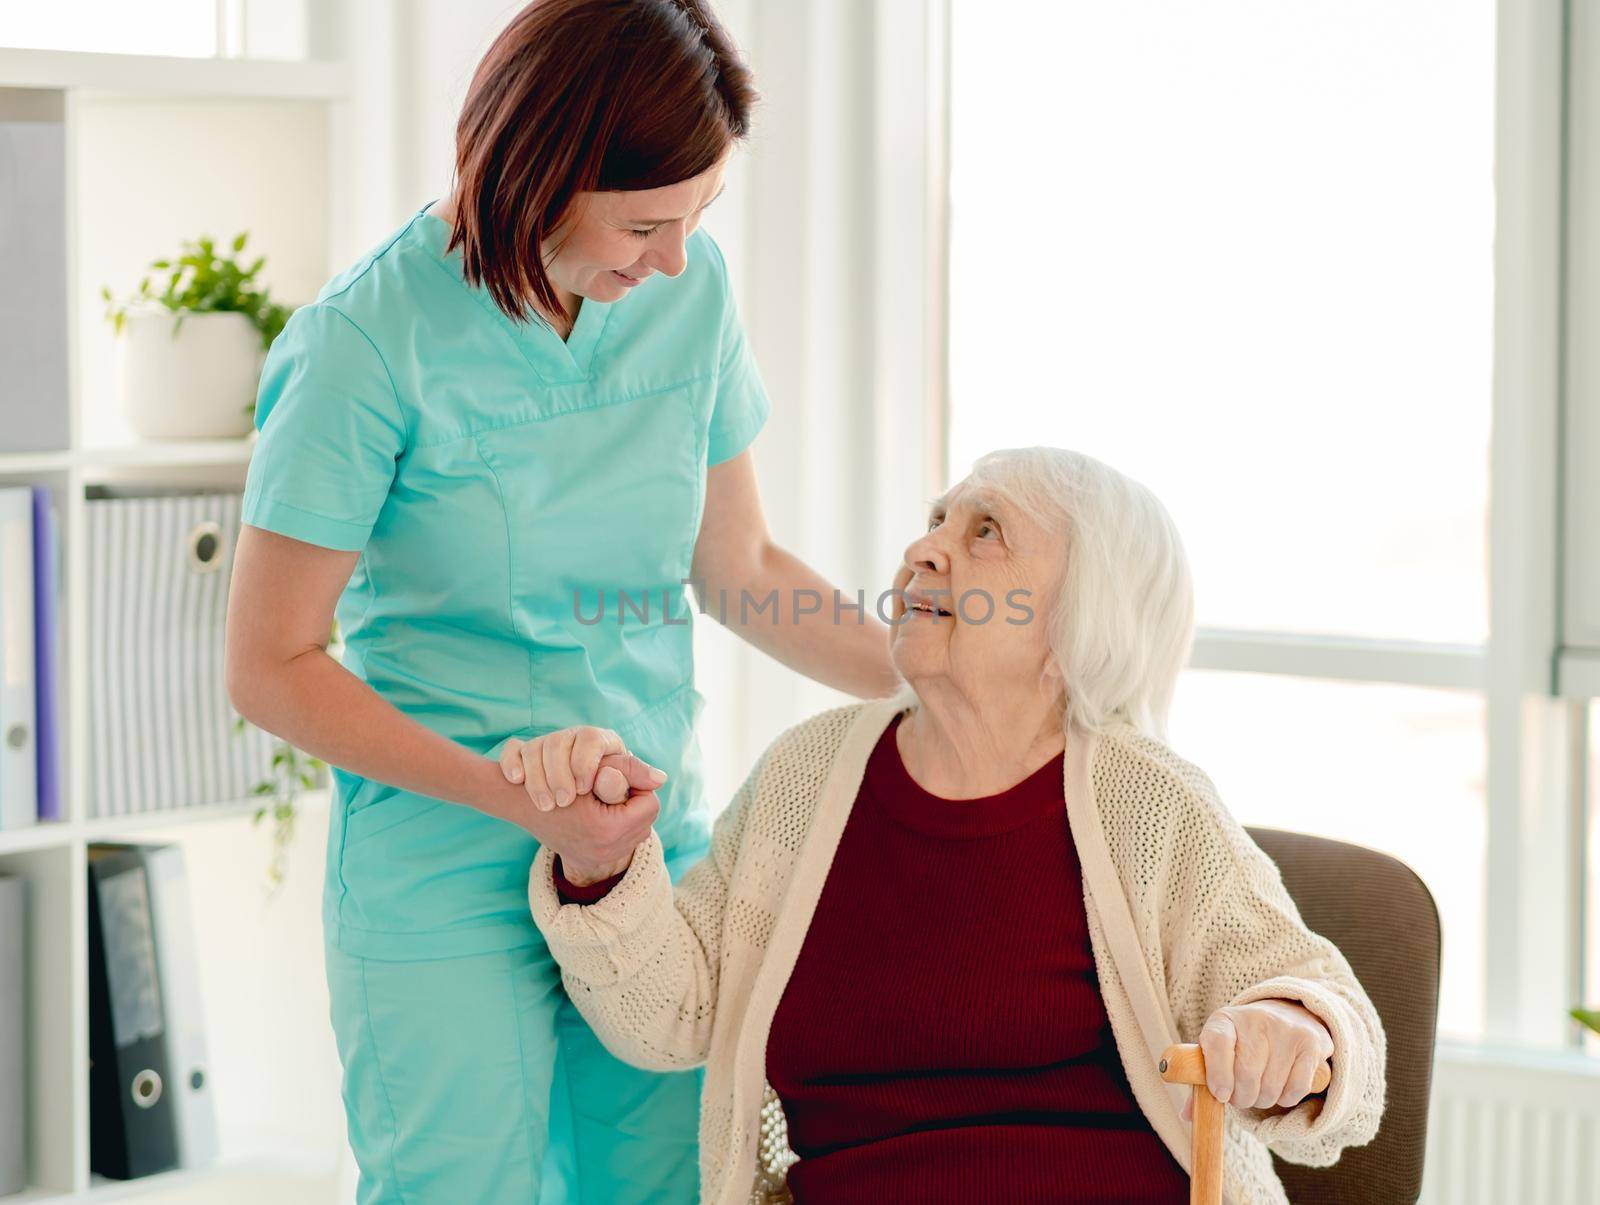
[504,447,1386,1204]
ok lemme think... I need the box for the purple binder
[32,487,62,823]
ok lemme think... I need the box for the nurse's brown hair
[449,0,756,325]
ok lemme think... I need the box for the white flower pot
[115,309,262,441]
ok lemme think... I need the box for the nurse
[223,1,900,1202]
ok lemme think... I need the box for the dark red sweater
[552,714,1191,1201]
[763,713,1189,1203]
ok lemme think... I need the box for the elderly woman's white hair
[964,447,1195,742]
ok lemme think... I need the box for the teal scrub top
[241,203,770,960]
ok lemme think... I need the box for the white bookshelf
[0,793,338,1203]
[0,441,257,470]
[0,49,347,100]
[0,37,352,1205]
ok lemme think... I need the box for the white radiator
[1420,1044,1600,1204]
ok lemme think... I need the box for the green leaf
[109,231,294,352]
[1573,1007,1600,1036]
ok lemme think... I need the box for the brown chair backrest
[1243,827,1441,1204]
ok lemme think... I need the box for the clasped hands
[497,725,664,887]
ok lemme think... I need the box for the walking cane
[1159,1043,1332,1205]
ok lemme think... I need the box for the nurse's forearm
[232,646,547,833]
[697,542,902,699]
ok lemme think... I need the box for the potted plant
[1574,1007,1600,1039]
[102,232,293,441]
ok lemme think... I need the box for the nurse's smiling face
[545,150,732,307]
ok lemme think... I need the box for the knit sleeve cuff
[1225,975,1371,1153]
[528,830,676,986]
[553,855,628,904]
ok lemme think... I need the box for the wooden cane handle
[1159,1042,1332,1094]
[1159,1043,1332,1205]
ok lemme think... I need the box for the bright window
[0,1,310,60]
[0,1,219,57]
[948,0,1498,1041]
[948,0,1495,644]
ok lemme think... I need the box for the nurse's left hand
[498,725,667,813]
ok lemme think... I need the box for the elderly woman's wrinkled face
[889,480,1062,695]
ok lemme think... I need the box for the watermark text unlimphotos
[572,582,1035,627]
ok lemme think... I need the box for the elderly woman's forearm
[695,540,902,698]
[531,832,726,1070]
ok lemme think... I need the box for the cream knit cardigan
[528,689,1387,1205]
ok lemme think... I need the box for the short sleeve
[704,237,771,466]
[242,303,407,552]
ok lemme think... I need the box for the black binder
[87,845,179,1179]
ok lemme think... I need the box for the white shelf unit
[0,43,350,1205]
[0,49,347,100]
[0,441,257,473]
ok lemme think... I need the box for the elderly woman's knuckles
[586,790,656,841]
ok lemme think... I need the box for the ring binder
[184,520,226,575]
[131,843,217,1169]
[131,1069,163,1108]
[85,492,275,818]
[87,846,179,1180]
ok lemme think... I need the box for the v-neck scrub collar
[417,200,614,385]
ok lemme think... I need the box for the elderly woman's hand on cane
[1180,998,1336,1121]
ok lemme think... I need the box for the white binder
[85,491,275,817]
[0,486,37,829]
[132,844,217,1169]
[0,91,72,455]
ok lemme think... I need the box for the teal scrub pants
[325,844,707,1204]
